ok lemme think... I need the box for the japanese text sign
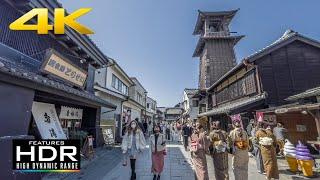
[31,102,67,139]
[42,49,87,87]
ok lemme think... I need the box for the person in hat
[229,120,249,180]
[255,122,279,180]
[209,121,229,180]
[121,120,147,180]
[189,119,210,180]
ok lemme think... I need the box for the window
[111,74,129,95]
[147,103,150,108]
[122,84,128,95]
[118,81,122,92]
[112,74,116,88]
[137,92,142,103]
[192,100,199,107]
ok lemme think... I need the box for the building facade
[146,96,157,123]
[123,77,147,123]
[0,0,116,179]
[182,89,199,122]
[165,107,183,121]
[94,58,134,142]
[199,30,320,140]
[156,107,166,122]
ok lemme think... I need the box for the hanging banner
[256,112,264,122]
[31,102,67,139]
[230,114,243,128]
[59,106,83,119]
[256,112,277,125]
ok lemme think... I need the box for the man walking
[182,122,192,151]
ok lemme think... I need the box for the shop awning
[286,86,320,101]
[0,60,116,109]
[257,103,320,114]
[198,93,266,117]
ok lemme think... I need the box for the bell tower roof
[193,9,239,35]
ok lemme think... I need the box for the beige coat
[121,129,146,152]
[150,133,166,152]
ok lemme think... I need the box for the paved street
[44,140,318,180]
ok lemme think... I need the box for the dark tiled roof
[193,9,239,35]
[0,59,116,109]
[184,88,198,98]
[198,93,266,117]
[286,86,320,101]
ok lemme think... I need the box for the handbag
[161,135,167,155]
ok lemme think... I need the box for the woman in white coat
[122,120,147,180]
[150,125,166,180]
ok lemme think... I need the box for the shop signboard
[275,108,288,114]
[59,106,83,119]
[31,102,67,139]
[256,112,277,125]
[41,49,87,87]
[296,124,307,132]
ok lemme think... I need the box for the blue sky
[59,0,320,107]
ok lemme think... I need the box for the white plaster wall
[94,67,107,87]
[106,66,131,95]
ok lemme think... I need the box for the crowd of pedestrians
[120,117,288,180]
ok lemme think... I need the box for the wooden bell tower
[193,9,244,90]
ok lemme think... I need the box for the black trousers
[166,130,170,140]
[130,159,136,173]
[183,136,189,148]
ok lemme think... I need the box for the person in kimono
[209,121,229,180]
[150,125,166,180]
[255,122,279,180]
[190,120,210,180]
[121,120,147,180]
[228,120,249,180]
[251,123,265,174]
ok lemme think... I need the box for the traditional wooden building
[199,30,320,132]
[257,86,320,144]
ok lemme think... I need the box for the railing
[203,31,229,37]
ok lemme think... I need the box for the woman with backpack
[190,120,210,180]
[121,120,147,180]
[150,125,166,180]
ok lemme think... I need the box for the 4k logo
[9,8,94,35]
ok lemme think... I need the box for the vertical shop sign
[31,102,67,139]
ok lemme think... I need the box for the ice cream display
[296,141,314,177]
[284,139,298,172]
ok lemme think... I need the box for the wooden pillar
[308,109,320,140]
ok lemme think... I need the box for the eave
[193,9,239,35]
[193,35,244,57]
